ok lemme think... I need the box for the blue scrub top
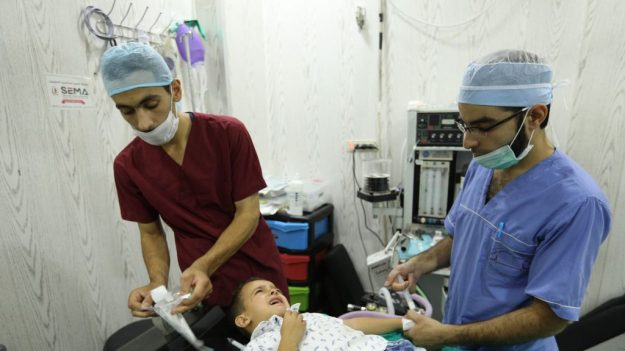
[443,149,611,350]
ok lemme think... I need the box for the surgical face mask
[133,93,179,146]
[474,110,536,170]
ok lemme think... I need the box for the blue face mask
[474,112,535,170]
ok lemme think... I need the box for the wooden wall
[0,0,196,349]
[216,1,625,349]
[1,0,624,349]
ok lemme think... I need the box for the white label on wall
[46,74,95,109]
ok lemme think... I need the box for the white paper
[150,286,213,351]
[46,74,95,110]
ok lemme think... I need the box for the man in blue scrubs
[386,50,611,350]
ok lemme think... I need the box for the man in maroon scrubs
[100,42,287,317]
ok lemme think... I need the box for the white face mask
[133,93,179,146]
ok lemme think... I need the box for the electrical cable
[352,152,375,291]
[398,138,407,188]
[352,150,363,189]
[352,151,385,247]
[388,0,494,29]
[360,198,385,247]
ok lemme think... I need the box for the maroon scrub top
[113,113,287,306]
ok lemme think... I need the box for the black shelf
[277,231,334,255]
[264,204,334,312]
[264,204,334,250]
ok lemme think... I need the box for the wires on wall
[387,0,495,30]
[352,151,385,248]
[351,150,386,291]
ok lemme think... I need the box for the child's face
[235,280,290,332]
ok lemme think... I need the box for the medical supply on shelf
[287,174,304,216]
[363,159,392,193]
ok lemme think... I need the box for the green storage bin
[288,286,310,312]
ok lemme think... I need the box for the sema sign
[46,74,95,109]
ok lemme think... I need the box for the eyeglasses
[455,107,529,136]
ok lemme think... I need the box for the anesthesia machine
[364,104,472,290]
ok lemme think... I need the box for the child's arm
[344,317,403,335]
[278,310,307,351]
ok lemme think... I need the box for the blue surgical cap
[458,49,553,107]
[100,42,173,96]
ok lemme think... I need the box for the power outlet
[346,139,379,152]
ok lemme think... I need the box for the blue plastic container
[396,235,433,261]
[266,217,330,250]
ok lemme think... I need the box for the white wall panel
[2,0,624,349]
[216,1,625,349]
[0,0,193,349]
[568,0,625,313]
[219,0,387,284]
[195,0,229,116]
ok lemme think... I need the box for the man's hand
[279,310,307,349]
[128,282,163,317]
[171,264,213,314]
[387,237,452,292]
[403,310,452,349]
[385,259,420,292]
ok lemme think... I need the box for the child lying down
[229,277,424,351]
